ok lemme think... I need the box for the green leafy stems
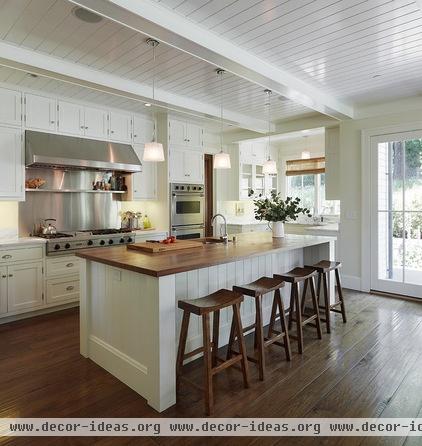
[253,191,312,223]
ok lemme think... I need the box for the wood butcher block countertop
[75,233,335,277]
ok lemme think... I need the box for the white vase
[269,221,285,238]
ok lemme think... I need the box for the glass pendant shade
[263,158,277,174]
[213,151,231,169]
[301,150,311,159]
[143,141,165,162]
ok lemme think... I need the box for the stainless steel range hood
[25,131,142,172]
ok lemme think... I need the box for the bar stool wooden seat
[227,277,291,381]
[176,289,249,415]
[304,260,347,333]
[274,267,322,354]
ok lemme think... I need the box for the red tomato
[170,236,176,243]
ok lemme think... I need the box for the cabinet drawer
[0,247,43,264]
[46,256,80,278]
[46,276,79,304]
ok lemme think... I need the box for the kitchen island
[76,233,335,412]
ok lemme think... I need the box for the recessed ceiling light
[72,7,103,23]
[144,103,151,107]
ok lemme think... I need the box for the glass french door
[371,131,422,298]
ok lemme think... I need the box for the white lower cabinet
[0,266,7,315]
[6,261,43,313]
[46,275,79,305]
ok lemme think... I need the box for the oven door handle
[172,225,205,231]
[172,193,204,198]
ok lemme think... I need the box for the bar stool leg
[316,272,322,306]
[288,285,295,330]
[322,272,331,333]
[254,297,265,381]
[176,310,190,378]
[267,291,278,337]
[309,277,323,339]
[335,269,347,323]
[202,313,213,416]
[226,315,236,360]
[232,303,250,389]
[294,283,304,354]
[301,279,308,313]
[275,288,291,361]
[212,310,220,367]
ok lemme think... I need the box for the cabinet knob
[111,130,114,133]
[80,126,84,129]
[50,120,55,124]
[85,126,88,129]
[66,263,74,268]
[8,274,13,278]
[1,254,12,259]
[1,275,6,278]
[134,134,137,137]
[66,286,74,291]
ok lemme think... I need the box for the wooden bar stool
[227,277,291,381]
[274,268,322,354]
[176,289,249,415]
[305,261,347,333]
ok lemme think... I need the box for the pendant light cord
[219,70,224,153]
[267,89,271,161]
[152,42,156,142]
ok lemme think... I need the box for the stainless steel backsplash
[19,169,122,235]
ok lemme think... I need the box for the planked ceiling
[153,0,422,106]
[0,0,317,129]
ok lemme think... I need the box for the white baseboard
[341,275,362,291]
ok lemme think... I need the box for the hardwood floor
[1,290,422,446]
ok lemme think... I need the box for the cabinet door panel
[25,93,56,132]
[169,148,185,182]
[58,101,84,135]
[7,262,43,313]
[184,151,204,183]
[0,266,7,314]
[186,123,203,148]
[132,145,157,200]
[133,116,154,144]
[109,111,132,142]
[84,107,108,139]
[169,119,186,146]
[0,126,23,200]
[0,88,21,127]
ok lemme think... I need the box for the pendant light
[213,69,231,169]
[262,89,277,174]
[143,38,165,162]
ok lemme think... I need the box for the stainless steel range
[39,229,136,256]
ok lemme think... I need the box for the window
[287,173,340,216]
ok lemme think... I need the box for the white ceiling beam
[0,41,269,133]
[68,0,354,120]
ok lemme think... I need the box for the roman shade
[285,157,325,176]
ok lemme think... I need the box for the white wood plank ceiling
[0,0,317,131]
[153,0,422,106]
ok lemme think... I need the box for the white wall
[0,202,18,237]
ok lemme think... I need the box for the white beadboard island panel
[79,237,335,413]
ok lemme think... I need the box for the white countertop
[304,223,339,233]
[0,236,46,248]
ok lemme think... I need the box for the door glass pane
[404,212,422,285]
[378,211,403,282]
[404,139,422,212]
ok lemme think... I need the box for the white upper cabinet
[84,106,108,140]
[169,118,203,148]
[58,100,84,136]
[169,118,186,146]
[186,122,203,148]
[109,111,132,143]
[0,126,23,201]
[24,93,56,132]
[133,115,154,144]
[240,141,266,164]
[131,145,157,200]
[169,147,204,184]
[0,88,21,127]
